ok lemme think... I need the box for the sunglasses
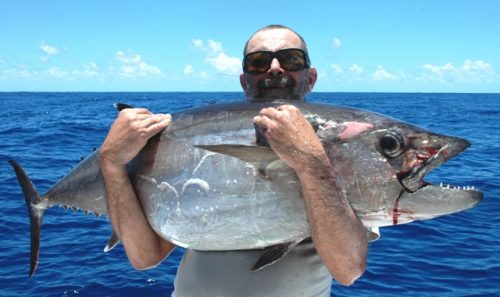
[243,48,311,74]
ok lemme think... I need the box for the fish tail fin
[8,160,46,277]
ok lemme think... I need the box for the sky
[1,0,499,93]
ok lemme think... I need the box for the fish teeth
[439,183,478,191]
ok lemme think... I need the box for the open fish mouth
[396,135,471,193]
[390,135,481,225]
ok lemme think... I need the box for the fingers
[100,109,172,166]
[118,108,171,131]
[110,108,172,143]
[143,114,172,134]
[253,105,301,130]
[140,113,171,130]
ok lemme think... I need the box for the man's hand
[99,108,174,270]
[100,108,171,166]
[253,104,327,171]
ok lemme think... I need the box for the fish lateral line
[194,144,278,164]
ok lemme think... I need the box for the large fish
[9,101,482,276]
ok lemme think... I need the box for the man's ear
[307,67,318,92]
[240,73,248,90]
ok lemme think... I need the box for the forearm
[297,156,367,286]
[100,159,175,269]
[253,105,367,284]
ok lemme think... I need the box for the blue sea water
[0,92,499,297]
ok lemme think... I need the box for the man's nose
[268,58,285,76]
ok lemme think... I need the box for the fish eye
[379,131,406,158]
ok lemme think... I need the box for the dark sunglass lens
[277,49,306,71]
[245,52,272,73]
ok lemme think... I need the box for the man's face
[240,29,317,102]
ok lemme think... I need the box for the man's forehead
[246,28,303,53]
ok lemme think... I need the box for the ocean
[0,92,498,297]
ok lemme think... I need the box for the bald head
[243,25,309,56]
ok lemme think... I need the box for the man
[99,25,367,296]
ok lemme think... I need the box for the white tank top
[172,240,332,297]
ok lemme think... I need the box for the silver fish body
[9,101,483,275]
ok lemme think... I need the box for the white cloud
[349,64,364,75]
[183,64,211,79]
[1,63,103,81]
[191,39,223,55]
[190,39,241,75]
[191,39,204,50]
[331,64,344,74]
[1,68,36,79]
[115,50,162,78]
[328,64,366,84]
[184,64,193,75]
[40,42,59,61]
[332,38,342,49]
[373,65,398,81]
[207,40,223,53]
[331,64,364,76]
[206,52,241,74]
[421,60,496,83]
[72,63,100,78]
[47,66,69,78]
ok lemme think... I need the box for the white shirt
[172,240,332,297]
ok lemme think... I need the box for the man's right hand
[99,108,175,270]
[99,108,171,166]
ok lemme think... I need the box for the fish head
[374,126,470,193]
[317,116,482,227]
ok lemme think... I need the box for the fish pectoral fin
[251,240,302,272]
[103,231,120,252]
[194,144,278,164]
[366,226,381,242]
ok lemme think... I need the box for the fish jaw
[397,133,470,193]
[359,185,483,227]
[392,184,483,225]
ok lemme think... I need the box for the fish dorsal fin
[194,144,278,164]
[251,240,302,272]
[113,102,134,111]
[103,231,120,252]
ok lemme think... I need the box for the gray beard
[247,75,309,101]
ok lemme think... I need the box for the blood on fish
[392,189,407,225]
[426,148,437,155]
[392,200,400,225]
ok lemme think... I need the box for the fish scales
[9,100,483,276]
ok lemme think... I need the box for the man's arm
[99,108,175,269]
[253,105,368,286]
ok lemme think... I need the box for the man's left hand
[253,104,328,172]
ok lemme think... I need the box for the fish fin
[251,240,301,272]
[104,231,120,252]
[114,103,134,111]
[8,160,46,277]
[194,144,278,164]
[253,123,271,147]
[366,226,380,242]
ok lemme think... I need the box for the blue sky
[1,0,499,92]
